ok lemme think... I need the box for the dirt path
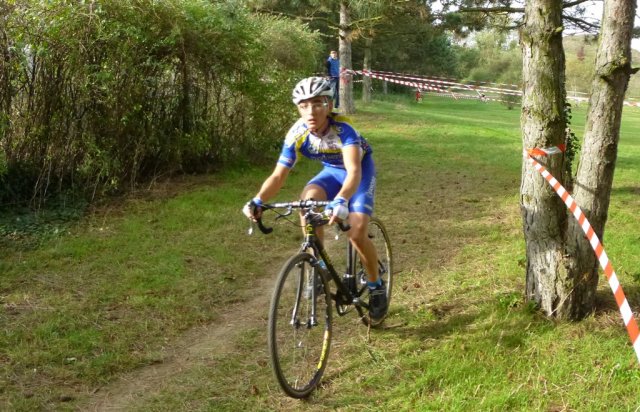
[82,275,275,411]
[76,166,467,410]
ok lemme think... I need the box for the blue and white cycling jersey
[277,113,373,169]
[277,113,376,216]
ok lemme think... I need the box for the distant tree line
[0,0,321,206]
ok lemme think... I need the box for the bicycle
[250,199,393,398]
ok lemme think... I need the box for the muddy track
[82,275,275,411]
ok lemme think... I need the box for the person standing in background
[415,88,423,103]
[326,50,340,109]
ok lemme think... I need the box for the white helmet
[292,77,334,105]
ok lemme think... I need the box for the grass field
[2,95,640,411]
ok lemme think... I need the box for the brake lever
[338,221,351,232]
[256,216,273,234]
[273,206,290,223]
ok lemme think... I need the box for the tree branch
[252,8,384,33]
[562,0,596,9]
[459,1,599,16]
[562,14,600,32]
[459,6,523,14]
[252,8,337,27]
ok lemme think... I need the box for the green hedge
[0,0,321,205]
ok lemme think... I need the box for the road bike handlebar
[252,200,351,234]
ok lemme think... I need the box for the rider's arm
[255,164,291,202]
[335,145,362,201]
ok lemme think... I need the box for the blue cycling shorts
[307,154,376,215]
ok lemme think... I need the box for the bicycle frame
[298,213,369,318]
[252,199,372,319]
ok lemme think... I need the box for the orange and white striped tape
[347,69,518,104]
[339,68,639,107]
[365,70,522,98]
[351,69,447,94]
[525,144,566,157]
[525,146,640,363]
[417,73,522,90]
[349,69,482,101]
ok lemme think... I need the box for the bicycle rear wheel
[356,217,393,326]
[268,252,332,398]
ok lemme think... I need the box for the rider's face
[297,96,332,133]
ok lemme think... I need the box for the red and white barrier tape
[368,70,476,91]
[426,90,519,105]
[425,73,522,90]
[339,68,640,107]
[345,69,519,104]
[525,146,640,363]
[525,144,566,157]
[369,71,594,101]
[367,70,522,97]
[350,69,484,102]
[349,69,440,92]
[351,69,448,94]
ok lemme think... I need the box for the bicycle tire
[355,217,393,327]
[267,252,332,398]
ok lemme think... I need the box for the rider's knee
[347,220,367,243]
[301,184,326,200]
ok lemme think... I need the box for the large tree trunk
[564,0,637,319]
[339,1,355,114]
[362,34,372,104]
[520,0,569,317]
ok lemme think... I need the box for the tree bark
[362,34,372,104]
[339,1,355,114]
[520,0,569,317]
[564,0,637,319]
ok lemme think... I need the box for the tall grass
[2,95,640,410]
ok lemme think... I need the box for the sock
[367,278,382,290]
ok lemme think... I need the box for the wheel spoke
[268,253,332,398]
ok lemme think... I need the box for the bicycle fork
[291,258,324,329]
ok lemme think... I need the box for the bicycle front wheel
[268,252,332,398]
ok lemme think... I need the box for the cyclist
[243,76,388,322]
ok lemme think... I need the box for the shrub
[0,0,321,206]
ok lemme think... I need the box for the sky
[431,0,640,51]
[581,0,640,51]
